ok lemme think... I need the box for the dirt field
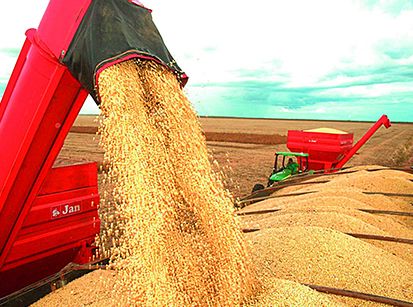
[60,115,413,198]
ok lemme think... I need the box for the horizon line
[78,113,413,124]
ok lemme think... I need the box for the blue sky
[0,0,412,122]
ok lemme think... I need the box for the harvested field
[68,115,413,197]
[204,132,285,145]
[69,126,286,145]
[54,132,102,167]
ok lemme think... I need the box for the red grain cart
[287,115,391,172]
[0,0,100,298]
[0,0,186,300]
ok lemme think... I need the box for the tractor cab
[268,152,309,186]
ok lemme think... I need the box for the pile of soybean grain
[243,205,413,239]
[34,59,353,307]
[271,193,404,218]
[34,165,413,305]
[242,210,389,235]
[31,270,118,307]
[32,271,342,307]
[277,168,413,229]
[263,168,413,214]
[256,195,375,211]
[304,127,348,134]
[323,169,413,196]
[241,209,413,264]
[240,168,413,265]
[273,168,412,195]
[245,278,344,306]
[96,59,255,306]
[298,190,405,211]
[246,226,413,303]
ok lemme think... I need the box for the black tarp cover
[62,0,187,103]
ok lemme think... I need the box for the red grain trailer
[287,129,354,171]
[0,0,186,299]
[0,0,100,298]
[287,115,391,172]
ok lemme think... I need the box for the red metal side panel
[0,34,65,207]
[0,248,81,298]
[23,188,99,228]
[2,163,99,267]
[37,0,92,59]
[0,164,100,297]
[5,211,99,267]
[38,163,98,196]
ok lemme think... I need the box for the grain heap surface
[304,127,348,134]
[276,168,413,229]
[33,270,343,307]
[33,269,342,307]
[244,205,413,238]
[245,277,343,306]
[303,189,405,211]
[96,59,254,305]
[243,211,388,234]
[240,168,413,266]
[241,208,413,264]
[246,226,413,302]
[261,168,412,217]
[32,270,117,307]
[324,170,413,195]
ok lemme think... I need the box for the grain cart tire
[252,183,265,193]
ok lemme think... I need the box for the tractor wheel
[252,183,265,193]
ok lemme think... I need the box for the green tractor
[252,151,309,192]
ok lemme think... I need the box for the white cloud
[0,2,48,48]
[81,96,100,114]
[0,1,49,98]
[0,54,16,80]
[0,1,412,120]
[152,0,413,88]
[321,81,413,98]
